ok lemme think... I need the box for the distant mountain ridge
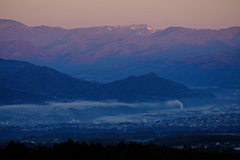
[0,19,239,87]
[0,19,239,64]
[0,58,215,104]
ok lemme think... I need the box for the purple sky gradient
[0,0,240,29]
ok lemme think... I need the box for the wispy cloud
[0,100,184,126]
[0,100,185,111]
[164,100,184,110]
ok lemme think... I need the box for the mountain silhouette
[0,58,98,100]
[0,59,215,104]
[99,73,196,101]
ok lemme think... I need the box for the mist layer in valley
[1,98,238,127]
[0,100,187,126]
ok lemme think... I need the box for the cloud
[48,100,137,109]
[164,100,184,110]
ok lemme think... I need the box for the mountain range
[0,19,239,87]
[0,58,215,105]
[0,58,98,101]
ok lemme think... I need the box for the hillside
[99,73,195,101]
[0,58,98,100]
[0,59,215,104]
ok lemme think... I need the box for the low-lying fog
[0,99,235,126]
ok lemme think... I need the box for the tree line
[0,139,239,160]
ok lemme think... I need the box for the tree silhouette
[0,140,239,160]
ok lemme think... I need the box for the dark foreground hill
[0,58,215,104]
[0,58,98,102]
[0,87,52,105]
[99,73,205,102]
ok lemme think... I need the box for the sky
[0,0,240,29]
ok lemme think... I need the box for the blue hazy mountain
[99,73,194,101]
[0,87,52,105]
[162,49,240,88]
[0,58,98,101]
[0,59,215,104]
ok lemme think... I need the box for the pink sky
[0,0,240,29]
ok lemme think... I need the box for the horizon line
[0,18,240,31]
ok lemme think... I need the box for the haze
[0,0,240,29]
[0,100,185,126]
